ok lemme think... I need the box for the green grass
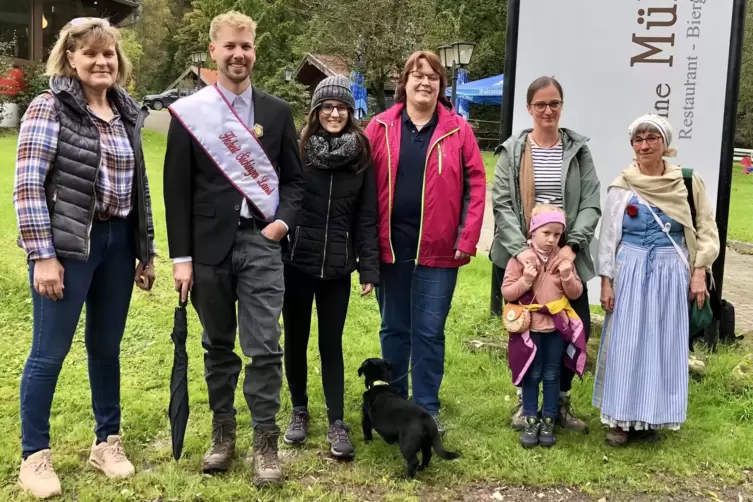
[1,132,752,501]
[728,162,753,243]
[482,151,497,182]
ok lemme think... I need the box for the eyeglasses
[631,135,662,146]
[321,103,349,115]
[410,71,440,83]
[531,100,562,112]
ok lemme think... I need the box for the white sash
[169,85,280,221]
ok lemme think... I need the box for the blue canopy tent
[455,68,470,119]
[445,73,504,105]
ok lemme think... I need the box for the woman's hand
[34,257,65,300]
[454,250,470,260]
[135,259,156,291]
[558,260,573,279]
[549,245,577,272]
[522,261,538,284]
[689,268,709,309]
[361,283,374,296]
[600,278,615,313]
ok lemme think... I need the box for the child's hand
[522,261,538,283]
[558,260,573,277]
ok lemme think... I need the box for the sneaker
[253,427,283,487]
[89,435,135,479]
[327,420,355,459]
[202,414,237,473]
[538,417,557,447]
[283,407,309,446]
[18,450,62,499]
[511,394,526,431]
[557,394,589,433]
[520,417,540,448]
[431,413,445,436]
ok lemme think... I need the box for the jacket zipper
[437,144,443,175]
[376,118,396,263]
[415,128,460,262]
[345,231,349,263]
[290,226,301,260]
[320,174,333,278]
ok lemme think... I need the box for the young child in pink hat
[502,204,586,449]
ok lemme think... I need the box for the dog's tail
[430,426,460,460]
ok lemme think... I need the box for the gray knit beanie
[311,75,355,111]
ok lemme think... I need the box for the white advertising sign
[511,0,735,302]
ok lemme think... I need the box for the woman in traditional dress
[594,114,720,446]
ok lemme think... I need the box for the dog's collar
[371,380,390,387]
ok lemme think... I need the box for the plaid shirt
[13,92,156,261]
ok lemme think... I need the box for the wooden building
[1,0,141,64]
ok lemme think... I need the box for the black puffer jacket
[282,143,379,284]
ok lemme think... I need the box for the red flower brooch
[625,204,639,217]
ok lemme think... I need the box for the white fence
[734,148,753,162]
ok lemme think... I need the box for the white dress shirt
[172,82,286,264]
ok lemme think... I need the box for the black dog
[358,358,460,478]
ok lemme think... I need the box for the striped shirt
[13,92,156,261]
[531,138,564,207]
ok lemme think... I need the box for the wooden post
[31,0,43,61]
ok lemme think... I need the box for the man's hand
[173,262,193,303]
[549,245,577,272]
[689,268,709,309]
[261,220,287,241]
[33,257,65,300]
[135,259,156,291]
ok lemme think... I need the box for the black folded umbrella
[169,298,190,461]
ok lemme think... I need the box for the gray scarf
[305,132,361,171]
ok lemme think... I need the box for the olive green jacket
[490,128,602,282]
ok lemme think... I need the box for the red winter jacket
[364,103,486,268]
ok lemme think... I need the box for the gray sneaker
[511,394,526,431]
[326,420,355,459]
[283,407,309,445]
[520,417,540,448]
[431,413,445,436]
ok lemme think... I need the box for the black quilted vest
[44,77,151,262]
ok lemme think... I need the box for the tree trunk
[374,79,386,112]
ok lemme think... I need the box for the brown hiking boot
[202,415,236,473]
[18,450,62,499]
[605,427,629,447]
[252,426,283,486]
[511,393,526,431]
[556,395,589,433]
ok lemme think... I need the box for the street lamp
[284,66,294,82]
[190,51,208,90]
[438,41,475,108]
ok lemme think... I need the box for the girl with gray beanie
[281,75,379,459]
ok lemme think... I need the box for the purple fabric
[507,301,587,385]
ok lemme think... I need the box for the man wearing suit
[163,11,303,486]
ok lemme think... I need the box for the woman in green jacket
[491,76,601,433]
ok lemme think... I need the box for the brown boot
[556,394,589,433]
[605,427,629,447]
[252,426,283,486]
[511,393,526,431]
[202,414,236,473]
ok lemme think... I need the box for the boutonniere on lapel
[253,123,263,138]
[625,204,639,218]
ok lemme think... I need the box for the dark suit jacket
[163,87,304,265]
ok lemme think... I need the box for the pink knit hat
[529,211,566,234]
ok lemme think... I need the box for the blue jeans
[521,331,567,419]
[20,219,136,457]
[375,262,458,414]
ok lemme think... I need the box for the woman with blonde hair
[594,114,719,446]
[13,17,155,498]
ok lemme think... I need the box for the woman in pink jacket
[364,50,486,432]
